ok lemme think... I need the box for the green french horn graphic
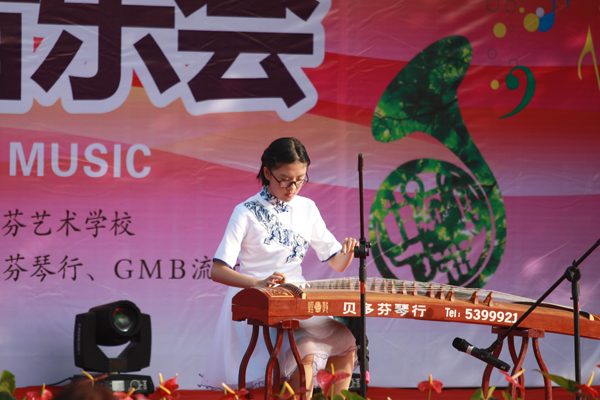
[370,36,506,288]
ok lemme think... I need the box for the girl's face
[264,161,308,202]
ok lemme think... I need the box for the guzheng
[232,277,600,339]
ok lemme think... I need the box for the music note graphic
[499,66,536,119]
[538,0,569,32]
[578,25,600,92]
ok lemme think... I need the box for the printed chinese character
[192,256,212,280]
[86,210,107,238]
[411,304,427,318]
[110,211,134,236]
[32,210,52,236]
[377,303,392,316]
[33,0,175,101]
[4,254,27,281]
[0,12,22,100]
[57,210,81,236]
[343,302,356,315]
[179,30,314,108]
[394,304,409,317]
[3,209,26,237]
[365,303,374,315]
[30,255,55,282]
[174,0,318,20]
[170,0,327,120]
[56,255,84,281]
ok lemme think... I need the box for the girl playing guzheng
[200,137,358,397]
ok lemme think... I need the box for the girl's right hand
[258,271,286,287]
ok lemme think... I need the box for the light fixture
[74,300,154,393]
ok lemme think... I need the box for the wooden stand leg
[238,325,260,393]
[288,328,306,400]
[507,335,528,400]
[482,340,504,397]
[263,327,281,393]
[532,338,552,400]
[265,328,285,400]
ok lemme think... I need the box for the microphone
[452,337,511,372]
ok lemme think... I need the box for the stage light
[74,300,154,394]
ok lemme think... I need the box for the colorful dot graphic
[494,23,507,38]
[524,13,539,32]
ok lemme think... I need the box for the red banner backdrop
[1,0,599,390]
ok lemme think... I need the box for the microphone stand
[354,154,371,399]
[470,236,600,395]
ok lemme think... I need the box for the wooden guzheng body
[232,277,600,339]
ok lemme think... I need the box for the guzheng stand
[238,319,306,400]
[482,327,552,400]
[468,235,600,400]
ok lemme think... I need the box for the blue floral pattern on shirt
[260,186,289,213]
[244,199,308,263]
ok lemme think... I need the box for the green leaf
[500,391,511,400]
[331,394,346,400]
[485,386,498,400]
[0,371,16,395]
[0,392,17,400]
[471,388,485,400]
[535,370,578,393]
[339,391,365,400]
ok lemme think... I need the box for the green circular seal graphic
[370,159,498,287]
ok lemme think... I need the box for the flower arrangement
[3,366,599,400]
[0,370,179,400]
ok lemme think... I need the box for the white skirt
[199,286,357,390]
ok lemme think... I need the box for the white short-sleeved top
[214,187,342,280]
[201,188,356,389]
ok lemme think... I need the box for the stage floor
[14,386,598,400]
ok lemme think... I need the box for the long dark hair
[257,137,311,186]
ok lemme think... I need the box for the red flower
[219,383,249,400]
[26,384,53,400]
[316,366,351,397]
[150,374,179,400]
[114,388,148,400]
[500,369,525,392]
[575,372,598,399]
[417,375,443,394]
[574,384,599,399]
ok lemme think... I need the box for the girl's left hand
[340,237,359,255]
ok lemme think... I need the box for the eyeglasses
[268,169,309,188]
